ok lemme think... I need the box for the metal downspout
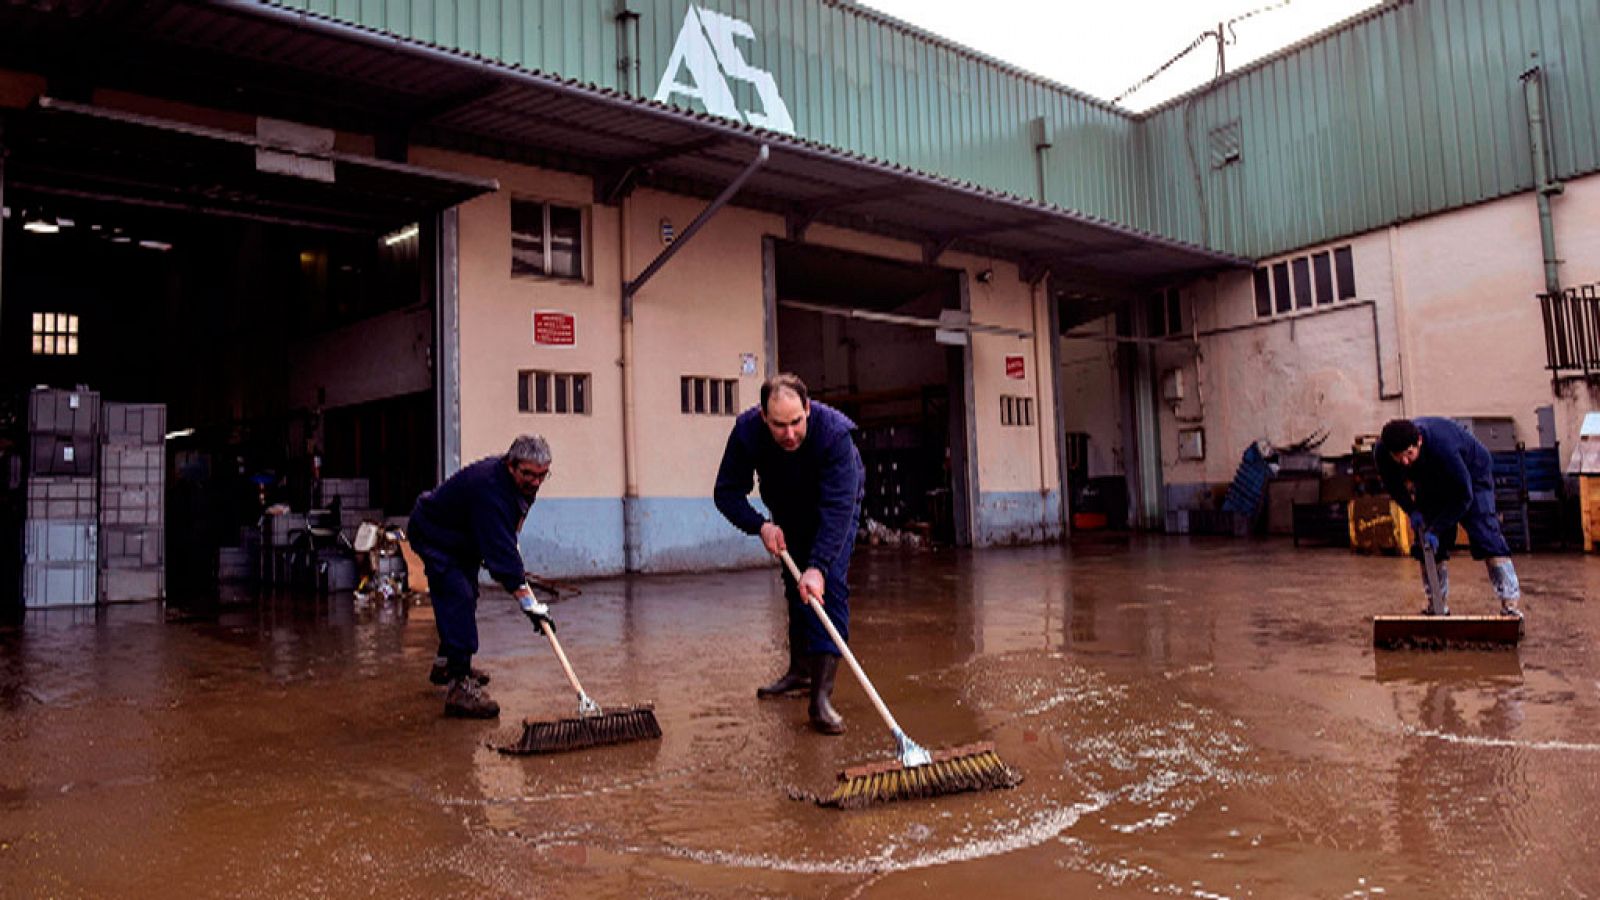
[620,145,769,570]
[619,195,641,571]
[1521,61,1563,295]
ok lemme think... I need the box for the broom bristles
[497,705,661,756]
[819,741,1022,809]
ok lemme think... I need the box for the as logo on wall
[654,4,796,135]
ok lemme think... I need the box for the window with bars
[511,199,586,281]
[518,370,591,415]
[1252,244,1356,319]
[1146,288,1185,337]
[32,312,80,356]
[1000,395,1034,427]
[681,376,738,416]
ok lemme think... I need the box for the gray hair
[508,434,552,466]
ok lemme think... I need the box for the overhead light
[138,240,172,252]
[383,224,419,246]
[165,428,196,441]
[56,218,75,228]
[24,219,60,234]
[110,236,131,244]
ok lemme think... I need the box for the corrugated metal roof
[0,0,1244,286]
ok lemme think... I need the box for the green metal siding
[269,0,1600,261]
[1138,0,1600,257]
[269,0,1146,226]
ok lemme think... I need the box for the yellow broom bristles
[821,747,1021,809]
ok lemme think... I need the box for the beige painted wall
[1142,171,1600,492]
[625,189,778,499]
[415,148,626,500]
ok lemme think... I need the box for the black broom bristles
[497,705,661,756]
[819,741,1022,810]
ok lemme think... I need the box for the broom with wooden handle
[497,599,660,755]
[778,550,1020,808]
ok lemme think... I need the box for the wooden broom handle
[779,550,906,736]
[536,620,589,700]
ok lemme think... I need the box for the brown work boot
[443,677,500,719]
[756,648,812,698]
[429,657,490,687]
[808,653,845,735]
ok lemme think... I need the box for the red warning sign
[533,311,575,347]
[1005,355,1026,379]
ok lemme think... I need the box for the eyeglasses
[515,467,551,483]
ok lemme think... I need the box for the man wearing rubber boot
[408,435,557,718]
[715,373,865,735]
[1376,418,1522,618]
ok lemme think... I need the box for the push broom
[497,597,661,756]
[779,550,1020,809]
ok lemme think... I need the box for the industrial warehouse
[2,0,1599,896]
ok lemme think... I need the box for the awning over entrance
[3,97,499,234]
[0,0,1246,284]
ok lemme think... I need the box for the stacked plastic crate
[99,404,166,602]
[22,388,100,607]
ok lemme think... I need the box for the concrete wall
[1084,172,1600,521]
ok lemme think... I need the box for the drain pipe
[619,194,641,570]
[1521,58,1564,294]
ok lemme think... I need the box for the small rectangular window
[1292,257,1313,309]
[519,370,591,415]
[1166,289,1183,335]
[554,374,570,414]
[1145,293,1167,338]
[1000,395,1033,428]
[1313,252,1334,305]
[1334,245,1356,299]
[1253,268,1272,318]
[1272,263,1292,314]
[535,372,550,413]
[32,311,80,356]
[681,377,738,416]
[511,199,586,282]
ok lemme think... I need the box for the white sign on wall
[654,5,796,135]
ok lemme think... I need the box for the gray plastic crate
[24,519,97,564]
[28,388,100,437]
[27,477,96,519]
[102,403,166,446]
[101,567,164,603]
[23,561,98,608]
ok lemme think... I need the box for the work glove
[1409,530,1441,562]
[1407,510,1425,536]
[517,588,557,633]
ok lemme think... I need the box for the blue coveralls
[1375,417,1511,560]
[407,456,533,677]
[714,401,865,656]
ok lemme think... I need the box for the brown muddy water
[3,537,1598,898]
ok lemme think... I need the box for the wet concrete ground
[3,536,1599,898]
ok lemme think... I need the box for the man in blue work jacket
[408,435,557,718]
[1376,418,1522,618]
[715,373,865,734]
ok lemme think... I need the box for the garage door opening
[772,239,974,546]
[2,196,439,602]
[1,99,494,607]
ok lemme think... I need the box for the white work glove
[516,586,556,632]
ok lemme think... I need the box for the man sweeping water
[408,435,557,718]
[715,373,864,734]
[1376,418,1522,618]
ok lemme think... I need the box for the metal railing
[1540,282,1600,375]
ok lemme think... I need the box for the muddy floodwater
[3,537,1599,897]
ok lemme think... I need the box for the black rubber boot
[756,648,812,698]
[808,653,845,735]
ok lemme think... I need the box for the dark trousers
[781,539,854,656]
[1432,489,1512,560]
[415,543,480,675]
